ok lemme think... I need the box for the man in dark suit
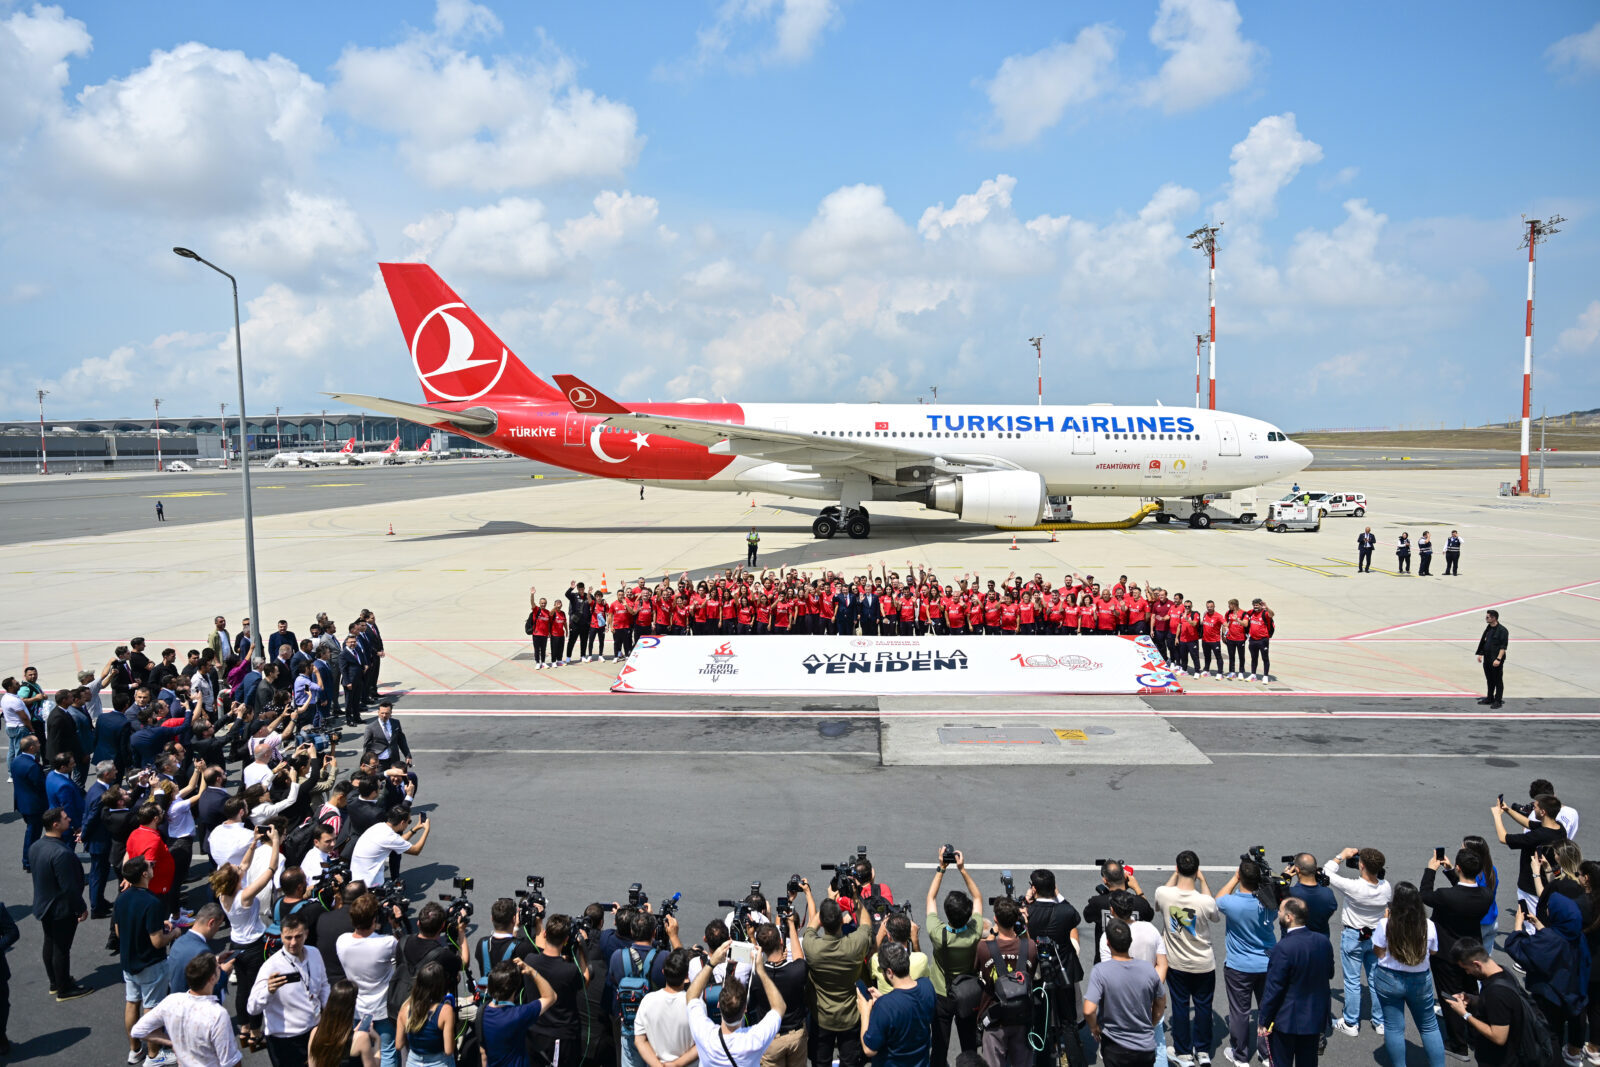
[43,692,85,772]
[833,588,857,635]
[314,646,340,724]
[267,619,298,660]
[91,705,133,775]
[1356,528,1376,573]
[339,634,367,727]
[1475,609,1509,709]
[857,588,882,636]
[360,702,411,770]
[1258,897,1334,1067]
[82,762,119,916]
[9,738,47,871]
[359,610,385,695]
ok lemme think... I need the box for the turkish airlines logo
[411,302,508,402]
[568,386,596,410]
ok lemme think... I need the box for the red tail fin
[341,437,354,453]
[385,436,400,453]
[419,439,432,453]
[379,262,563,406]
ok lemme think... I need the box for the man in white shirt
[684,940,785,1067]
[1154,852,1221,1067]
[248,914,329,1063]
[242,743,278,792]
[634,949,697,1067]
[2,677,30,773]
[207,799,257,869]
[350,806,431,887]
[77,662,113,721]
[1324,847,1392,1038]
[337,894,399,1065]
[132,952,242,1067]
[1528,778,1580,840]
[300,825,338,888]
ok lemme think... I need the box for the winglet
[552,374,630,415]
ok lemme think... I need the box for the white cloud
[557,190,660,256]
[918,174,1070,275]
[1062,182,1201,301]
[0,4,90,142]
[1220,113,1323,218]
[1138,0,1261,113]
[1554,300,1600,355]
[1285,198,1426,306]
[214,190,371,280]
[982,25,1119,145]
[791,184,914,278]
[1547,20,1600,76]
[682,258,759,294]
[680,0,839,73]
[919,175,1016,238]
[334,2,639,191]
[421,197,563,279]
[45,43,327,214]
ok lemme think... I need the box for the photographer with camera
[688,939,789,1067]
[1323,846,1390,1039]
[870,913,927,992]
[607,908,680,1067]
[1215,859,1278,1065]
[1154,852,1221,1067]
[1095,891,1168,1063]
[1494,793,1569,914]
[800,877,871,1067]
[315,881,366,983]
[389,900,471,1039]
[740,916,808,1067]
[1283,855,1336,939]
[1421,847,1493,1060]
[476,898,539,993]
[1020,868,1087,1067]
[350,805,430,889]
[1085,862,1154,966]
[526,913,591,1067]
[925,848,983,1067]
[976,896,1037,1067]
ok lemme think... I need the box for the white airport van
[1320,492,1367,517]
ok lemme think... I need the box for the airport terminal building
[0,412,466,474]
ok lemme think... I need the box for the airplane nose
[1292,442,1313,472]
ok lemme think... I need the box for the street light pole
[220,403,228,470]
[174,247,261,663]
[153,397,163,471]
[36,389,49,475]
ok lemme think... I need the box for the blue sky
[1,0,1596,428]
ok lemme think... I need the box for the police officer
[1445,530,1462,575]
[1356,528,1376,573]
[1395,532,1412,574]
[746,526,760,568]
[1418,530,1434,576]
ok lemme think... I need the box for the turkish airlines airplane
[348,437,401,465]
[392,438,436,464]
[331,264,1313,538]
[265,436,355,468]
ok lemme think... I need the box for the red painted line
[464,643,586,693]
[376,652,452,691]
[1564,591,1600,603]
[1343,579,1600,640]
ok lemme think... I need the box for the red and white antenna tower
[1187,222,1223,409]
[1517,214,1563,494]
[1193,333,1206,409]
[1029,336,1044,406]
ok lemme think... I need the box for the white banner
[612,634,1183,696]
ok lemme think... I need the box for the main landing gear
[813,506,870,540]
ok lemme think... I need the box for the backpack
[1490,973,1557,1067]
[615,947,658,1036]
[704,959,727,1024]
[281,817,331,868]
[525,613,535,636]
[388,936,456,1017]
[987,936,1033,1026]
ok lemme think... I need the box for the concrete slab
[2,464,1597,701]
[880,715,1212,765]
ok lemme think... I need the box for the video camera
[438,874,475,929]
[651,891,682,950]
[1242,847,1290,911]
[719,882,763,939]
[942,844,958,867]
[988,869,1017,906]
[514,875,546,931]
[628,883,649,909]
[373,879,414,935]
[821,845,870,897]
[312,858,351,899]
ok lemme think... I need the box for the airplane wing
[325,392,498,435]
[555,374,1015,483]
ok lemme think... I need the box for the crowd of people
[526,568,1281,681]
[2,605,1592,1067]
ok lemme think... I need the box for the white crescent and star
[589,424,651,464]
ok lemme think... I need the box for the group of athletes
[524,565,1280,680]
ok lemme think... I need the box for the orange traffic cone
[387,523,395,536]
[1050,529,1058,542]
[1009,536,1019,550]
[600,572,609,594]
[750,498,756,507]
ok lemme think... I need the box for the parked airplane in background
[392,438,436,464]
[331,264,1313,538]
[265,437,355,469]
[349,437,400,465]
